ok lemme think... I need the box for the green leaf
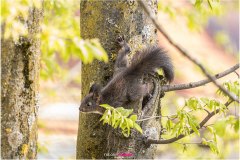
[103,115,109,124]
[130,115,137,122]
[100,112,107,122]
[177,110,184,121]
[99,104,142,137]
[194,0,203,8]
[219,103,227,115]
[207,126,214,133]
[125,118,130,133]
[121,109,133,117]
[189,120,200,136]
[187,97,199,110]
[213,131,217,143]
[209,100,214,110]
[201,138,207,145]
[218,81,239,99]
[100,104,112,110]
[74,39,92,64]
[200,97,209,105]
[166,119,172,132]
[119,116,124,128]
[128,119,133,128]
[114,119,121,129]
[122,130,129,137]
[134,123,143,134]
[185,113,200,136]
[234,119,239,131]
[111,110,116,126]
[172,122,182,137]
[201,138,219,154]
[214,120,226,137]
[177,125,183,137]
[90,39,108,62]
[116,107,125,114]
[209,141,219,154]
[120,120,127,130]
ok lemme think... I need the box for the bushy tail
[128,46,174,82]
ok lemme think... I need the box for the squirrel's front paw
[116,35,125,46]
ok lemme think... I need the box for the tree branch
[175,141,202,145]
[138,0,239,103]
[162,64,239,92]
[146,100,233,145]
[137,115,165,122]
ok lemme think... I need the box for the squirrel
[80,36,174,114]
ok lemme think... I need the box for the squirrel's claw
[117,35,125,46]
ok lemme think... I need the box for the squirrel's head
[79,83,104,114]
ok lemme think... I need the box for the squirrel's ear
[89,83,101,93]
[89,83,102,99]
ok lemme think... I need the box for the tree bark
[1,7,43,159]
[77,0,160,159]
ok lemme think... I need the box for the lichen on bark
[1,7,43,159]
[77,0,161,159]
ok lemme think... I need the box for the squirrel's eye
[87,102,92,106]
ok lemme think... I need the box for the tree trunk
[1,7,43,159]
[77,0,160,159]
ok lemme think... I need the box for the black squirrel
[80,36,174,114]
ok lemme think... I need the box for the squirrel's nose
[79,107,85,112]
[79,103,82,111]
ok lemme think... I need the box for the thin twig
[146,100,233,144]
[138,0,239,103]
[234,71,239,78]
[138,105,211,122]
[137,113,179,122]
[137,115,164,122]
[174,141,202,145]
[162,64,239,92]
[203,109,211,115]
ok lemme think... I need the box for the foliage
[158,0,223,31]
[1,0,108,80]
[1,0,41,41]
[217,80,240,101]
[99,104,142,137]
[41,0,108,79]
[189,0,222,30]
[165,97,227,145]
[162,80,239,157]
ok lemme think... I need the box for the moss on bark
[1,7,43,159]
[77,0,160,159]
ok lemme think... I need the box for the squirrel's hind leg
[127,83,149,102]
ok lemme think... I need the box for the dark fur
[80,36,174,113]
